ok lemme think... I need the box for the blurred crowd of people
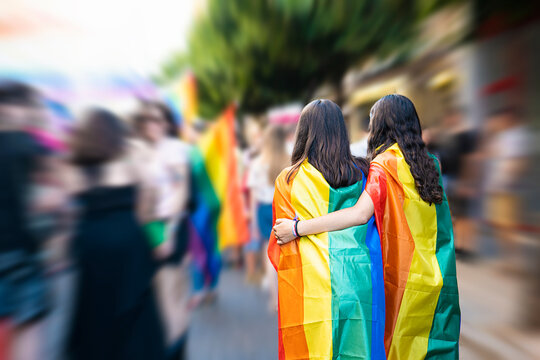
[423,104,539,331]
[424,106,536,264]
[0,81,198,360]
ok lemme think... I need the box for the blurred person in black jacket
[66,108,165,360]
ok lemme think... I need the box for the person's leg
[155,263,190,351]
[0,318,12,360]
[263,243,278,313]
[12,320,44,360]
[244,249,258,283]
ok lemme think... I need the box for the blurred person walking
[435,109,478,257]
[274,95,461,359]
[0,82,51,360]
[246,125,289,309]
[67,109,165,360]
[241,118,263,284]
[268,100,385,359]
[134,102,191,359]
[350,115,370,158]
[483,108,533,266]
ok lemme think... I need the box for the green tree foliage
[163,0,459,118]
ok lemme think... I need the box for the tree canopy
[161,0,459,118]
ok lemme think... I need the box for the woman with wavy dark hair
[274,94,461,360]
[268,99,385,359]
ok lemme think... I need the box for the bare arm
[164,162,190,230]
[273,190,375,244]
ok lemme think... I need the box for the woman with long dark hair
[274,94,461,359]
[268,99,385,359]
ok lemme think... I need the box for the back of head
[139,101,179,138]
[0,81,41,128]
[368,94,443,204]
[71,108,127,167]
[0,81,40,106]
[288,99,367,188]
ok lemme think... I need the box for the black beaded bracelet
[294,219,300,237]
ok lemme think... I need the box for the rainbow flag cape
[268,161,385,360]
[198,106,249,249]
[365,144,460,359]
[187,146,221,290]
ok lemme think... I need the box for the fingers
[273,229,284,245]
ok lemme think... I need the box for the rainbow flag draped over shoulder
[365,143,460,360]
[187,146,221,289]
[268,161,385,360]
[198,106,249,249]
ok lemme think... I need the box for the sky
[0,0,201,76]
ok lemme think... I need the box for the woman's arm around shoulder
[274,190,375,245]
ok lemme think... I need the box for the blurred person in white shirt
[246,125,289,310]
[134,102,191,359]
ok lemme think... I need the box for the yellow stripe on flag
[388,144,443,360]
[291,162,333,359]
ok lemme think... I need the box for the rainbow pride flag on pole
[178,73,198,125]
[197,106,249,250]
[162,72,199,132]
[365,144,460,359]
[268,161,385,360]
[187,146,221,290]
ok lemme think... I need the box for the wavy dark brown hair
[368,94,443,204]
[287,99,369,188]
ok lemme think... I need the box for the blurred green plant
[160,0,460,119]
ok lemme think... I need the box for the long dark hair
[287,99,368,188]
[367,94,443,204]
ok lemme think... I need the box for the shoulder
[275,166,295,188]
[371,150,395,169]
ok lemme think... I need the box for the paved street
[187,269,278,360]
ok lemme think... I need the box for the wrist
[292,220,299,238]
[295,220,302,237]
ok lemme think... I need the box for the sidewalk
[457,259,540,359]
[187,269,278,360]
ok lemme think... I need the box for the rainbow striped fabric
[268,161,385,360]
[187,146,221,290]
[365,143,460,359]
[198,106,249,249]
